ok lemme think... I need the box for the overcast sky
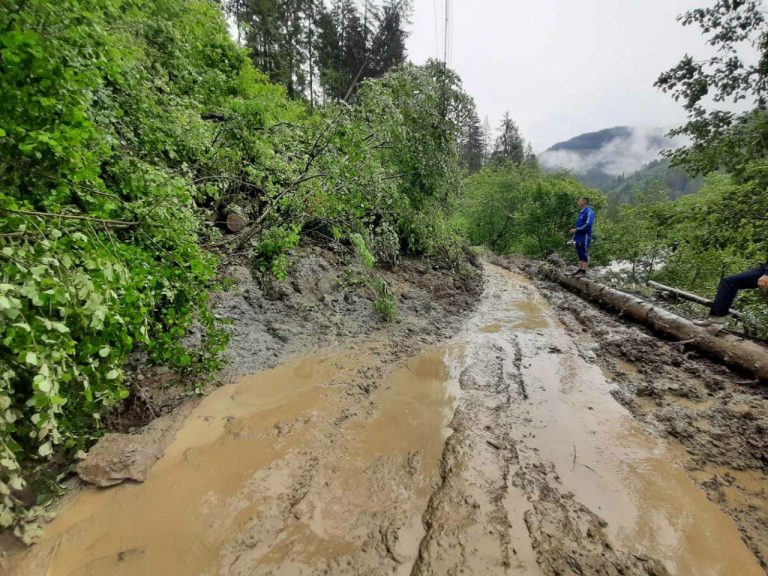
[405,0,712,152]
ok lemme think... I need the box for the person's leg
[573,241,588,275]
[583,239,590,271]
[710,267,763,317]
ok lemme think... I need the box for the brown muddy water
[8,265,765,575]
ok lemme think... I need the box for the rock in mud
[78,401,197,487]
[77,433,164,487]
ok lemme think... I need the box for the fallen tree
[647,280,743,319]
[535,265,768,382]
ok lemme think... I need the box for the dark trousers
[710,266,765,317]
[575,239,590,262]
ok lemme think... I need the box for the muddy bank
[498,255,768,570]
[115,246,482,426]
[9,262,764,575]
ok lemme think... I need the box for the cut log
[226,212,248,233]
[540,267,768,382]
[647,280,743,319]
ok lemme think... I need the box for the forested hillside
[600,158,702,206]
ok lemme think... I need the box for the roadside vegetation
[0,0,473,539]
[461,1,768,335]
[598,1,768,333]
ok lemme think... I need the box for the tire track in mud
[524,266,768,570]
[412,265,762,576]
[411,304,663,575]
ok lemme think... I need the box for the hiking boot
[694,316,727,334]
[570,269,586,278]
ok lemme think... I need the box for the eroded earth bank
[6,260,768,576]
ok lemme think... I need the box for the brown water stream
[9,264,764,575]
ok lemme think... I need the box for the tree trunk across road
[538,267,768,382]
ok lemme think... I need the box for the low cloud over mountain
[539,126,682,177]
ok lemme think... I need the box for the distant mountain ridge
[548,126,634,153]
[539,126,699,204]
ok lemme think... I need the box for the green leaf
[25,351,38,366]
[50,322,69,333]
[36,378,51,394]
[38,442,53,457]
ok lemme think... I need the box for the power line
[433,0,439,59]
[443,0,449,66]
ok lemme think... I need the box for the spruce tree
[461,111,486,173]
[492,112,525,164]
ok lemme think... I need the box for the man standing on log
[569,196,595,277]
[695,264,768,332]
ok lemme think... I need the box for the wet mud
[8,263,766,575]
[501,255,768,572]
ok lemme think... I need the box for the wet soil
[7,262,766,575]
[498,255,768,571]
[110,246,482,429]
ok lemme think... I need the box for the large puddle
[9,346,461,576]
[8,264,764,575]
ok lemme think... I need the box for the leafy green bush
[370,222,400,271]
[458,163,605,259]
[372,277,398,322]
[599,170,768,338]
[252,225,301,280]
[350,233,376,269]
[0,0,242,538]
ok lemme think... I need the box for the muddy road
[7,264,767,575]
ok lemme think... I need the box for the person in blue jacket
[568,196,595,276]
[695,263,768,332]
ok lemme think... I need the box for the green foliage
[0,0,472,538]
[0,0,243,537]
[252,226,302,280]
[350,233,375,269]
[601,170,768,335]
[458,163,604,259]
[227,0,410,101]
[656,0,768,177]
[599,159,702,209]
[491,112,529,165]
[460,110,486,173]
[348,234,398,321]
[370,222,400,270]
[371,277,397,322]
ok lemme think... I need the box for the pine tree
[232,0,315,98]
[368,0,408,77]
[461,111,485,173]
[523,143,538,167]
[481,116,493,159]
[492,112,525,164]
[228,0,409,102]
